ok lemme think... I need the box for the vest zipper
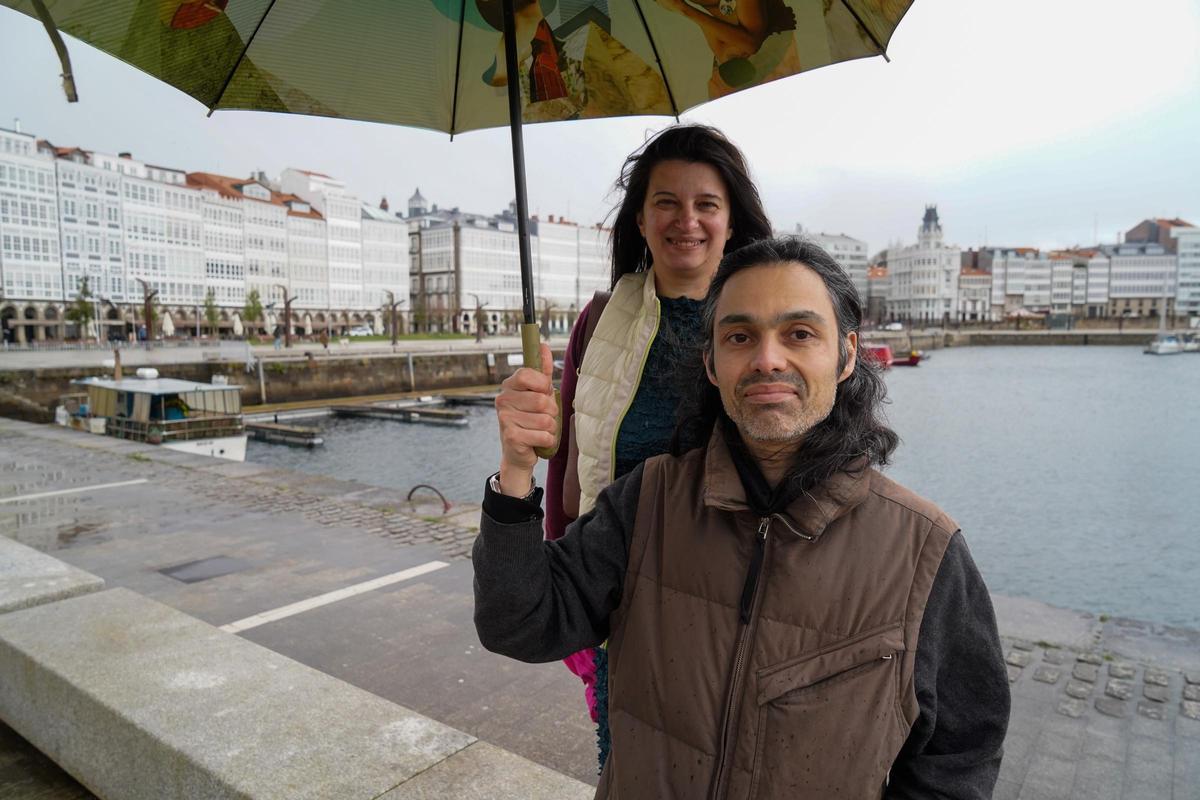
[711,515,772,800]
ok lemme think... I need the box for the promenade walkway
[0,418,1196,799]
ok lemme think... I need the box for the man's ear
[838,331,858,383]
[703,348,718,387]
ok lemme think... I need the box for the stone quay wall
[0,348,566,422]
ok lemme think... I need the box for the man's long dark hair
[672,237,899,492]
[607,125,773,289]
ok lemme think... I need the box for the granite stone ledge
[0,537,105,615]
[0,588,476,800]
[379,741,593,800]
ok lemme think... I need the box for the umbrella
[8,0,916,454]
[161,310,176,337]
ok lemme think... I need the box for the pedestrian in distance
[543,124,773,769]
[477,236,1010,798]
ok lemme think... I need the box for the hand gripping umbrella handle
[522,323,561,459]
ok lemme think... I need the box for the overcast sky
[1,0,1197,254]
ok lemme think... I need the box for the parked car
[349,326,373,337]
[883,322,905,332]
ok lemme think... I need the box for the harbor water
[247,346,1200,628]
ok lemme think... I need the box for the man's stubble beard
[728,372,837,446]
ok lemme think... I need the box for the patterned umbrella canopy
[5,0,914,134]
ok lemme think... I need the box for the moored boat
[61,369,247,461]
[1144,334,1184,356]
[862,343,922,369]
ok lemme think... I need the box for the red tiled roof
[960,268,990,277]
[276,192,323,220]
[186,171,248,201]
[867,266,888,278]
[186,172,323,219]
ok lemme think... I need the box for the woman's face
[637,159,733,283]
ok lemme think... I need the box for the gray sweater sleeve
[886,532,1011,799]
[472,463,645,662]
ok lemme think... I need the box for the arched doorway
[22,307,38,344]
[43,305,62,341]
[1,306,17,345]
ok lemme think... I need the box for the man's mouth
[741,384,799,404]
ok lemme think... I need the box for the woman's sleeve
[544,301,591,541]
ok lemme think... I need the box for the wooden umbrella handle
[521,323,561,459]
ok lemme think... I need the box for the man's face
[705,262,857,450]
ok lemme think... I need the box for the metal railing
[105,413,245,443]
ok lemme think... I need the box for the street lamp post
[275,284,297,349]
[384,290,406,348]
[134,278,158,345]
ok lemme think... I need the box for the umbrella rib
[30,0,77,102]
[839,0,891,63]
[207,0,280,116]
[449,0,468,138]
[631,0,681,121]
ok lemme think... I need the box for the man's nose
[749,335,788,372]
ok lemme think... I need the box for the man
[476,237,1009,798]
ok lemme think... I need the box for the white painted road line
[0,478,149,504]
[219,560,450,634]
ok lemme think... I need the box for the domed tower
[918,205,943,248]
[407,187,428,219]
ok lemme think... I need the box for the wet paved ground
[1,418,1197,799]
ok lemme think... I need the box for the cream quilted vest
[573,268,661,516]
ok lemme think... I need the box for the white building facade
[1104,242,1177,318]
[885,206,961,322]
[0,128,62,304]
[1172,225,1200,317]
[361,201,410,331]
[412,209,609,335]
[241,181,289,308]
[281,169,363,310]
[957,269,992,321]
[120,160,205,310]
[796,229,869,299]
[198,188,246,309]
[47,145,125,306]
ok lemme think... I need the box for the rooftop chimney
[118,152,132,159]
[380,196,389,212]
[12,118,20,134]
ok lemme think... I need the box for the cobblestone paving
[997,636,1200,799]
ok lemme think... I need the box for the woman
[540,124,772,770]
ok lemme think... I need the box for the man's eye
[790,329,811,341]
[726,332,749,344]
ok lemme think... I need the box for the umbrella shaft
[502,0,536,326]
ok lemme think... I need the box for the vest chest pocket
[748,625,908,799]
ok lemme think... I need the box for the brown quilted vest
[596,429,957,799]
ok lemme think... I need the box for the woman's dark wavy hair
[672,237,899,491]
[607,125,772,289]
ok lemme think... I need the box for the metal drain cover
[160,555,251,584]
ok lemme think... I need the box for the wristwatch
[489,472,538,501]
